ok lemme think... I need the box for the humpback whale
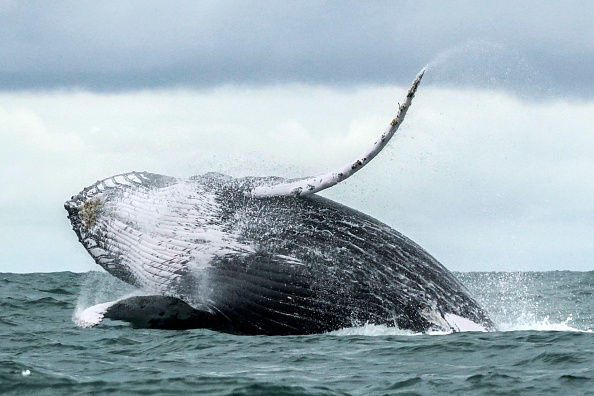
[66,70,496,334]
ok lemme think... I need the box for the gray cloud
[1,1,593,97]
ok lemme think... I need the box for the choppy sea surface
[1,271,592,395]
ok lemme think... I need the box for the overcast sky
[1,1,593,273]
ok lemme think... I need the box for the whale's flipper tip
[74,300,119,328]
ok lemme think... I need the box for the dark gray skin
[66,172,495,334]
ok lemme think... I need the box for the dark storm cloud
[1,1,593,97]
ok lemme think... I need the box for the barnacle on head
[80,197,102,228]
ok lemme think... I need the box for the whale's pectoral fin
[93,295,235,332]
[443,313,490,332]
[249,68,425,198]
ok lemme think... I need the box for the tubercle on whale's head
[64,187,104,241]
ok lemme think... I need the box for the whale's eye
[79,197,102,228]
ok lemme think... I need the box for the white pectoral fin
[444,313,489,332]
[74,300,119,328]
[250,68,425,198]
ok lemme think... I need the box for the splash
[425,40,505,71]
[328,324,419,336]
[498,315,592,333]
[328,271,593,337]
[326,318,591,337]
[459,271,593,334]
[327,319,483,337]
[72,271,137,326]
[423,40,552,98]
[326,324,475,337]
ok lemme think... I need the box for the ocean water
[1,271,592,395]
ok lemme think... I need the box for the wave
[497,315,592,333]
[326,316,591,337]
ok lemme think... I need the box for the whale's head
[64,172,176,285]
[65,171,256,293]
[66,172,173,247]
